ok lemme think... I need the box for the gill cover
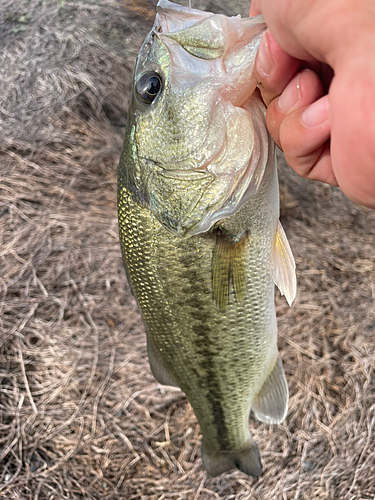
[125,0,269,236]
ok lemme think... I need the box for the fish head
[121,0,271,236]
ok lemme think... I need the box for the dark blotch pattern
[179,251,231,450]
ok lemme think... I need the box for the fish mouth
[138,94,267,238]
[154,0,214,35]
[132,1,269,236]
[138,157,212,181]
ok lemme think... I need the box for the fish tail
[201,439,262,478]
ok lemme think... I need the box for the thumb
[249,0,261,17]
[254,31,300,107]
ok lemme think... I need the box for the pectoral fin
[252,356,288,424]
[212,232,247,310]
[147,336,178,387]
[273,220,296,306]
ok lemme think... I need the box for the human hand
[250,0,375,209]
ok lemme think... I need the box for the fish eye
[136,72,163,104]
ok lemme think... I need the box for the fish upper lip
[138,156,212,179]
[138,134,227,179]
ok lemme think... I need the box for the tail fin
[201,440,262,477]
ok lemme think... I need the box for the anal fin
[252,356,288,424]
[273,220,297,306]
[147,336,178,387]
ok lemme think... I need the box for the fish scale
[119,158,279,461]
[118,0,296,477]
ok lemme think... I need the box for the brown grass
[1,1,375,499]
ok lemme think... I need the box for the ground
[1,1,375,499]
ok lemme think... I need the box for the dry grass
[1,1,375,499]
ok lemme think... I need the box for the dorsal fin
[252,356,289,424]
[273,220,297,306]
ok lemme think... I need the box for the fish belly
[118,163,280,476]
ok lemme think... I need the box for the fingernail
[301,96,330,127]
[278,75,301,111]
[256,31,273,77]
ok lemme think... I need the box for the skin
[249,0,375,209]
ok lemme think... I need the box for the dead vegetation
[1,1,375,499]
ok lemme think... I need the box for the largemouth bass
[118,0,296,477]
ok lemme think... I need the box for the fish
[117,0,297,478]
